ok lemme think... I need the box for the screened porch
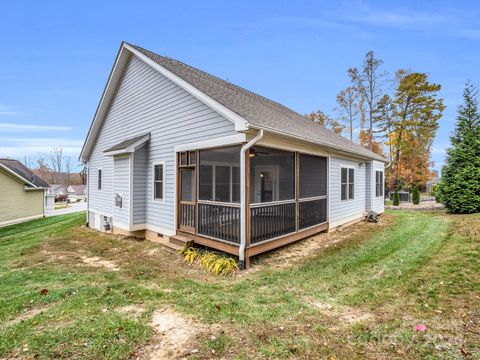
[176,144,328,252]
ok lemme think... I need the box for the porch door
[254,165,279,203]
[179,168,196,233]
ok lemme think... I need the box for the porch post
[244,148,251,268]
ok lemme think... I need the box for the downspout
[239,129,264,270]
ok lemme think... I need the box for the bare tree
[48,146,64,184]
[64,156,72,186]
[348,51,388,149]
[336,86,359,142]
[21,156,34,168]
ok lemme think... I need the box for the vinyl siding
[0,170,44,226]
[113,156,130,228]
[365,162,372,211]
[132,145,147,225]
[372,161,385,213]
[87,55,237,233]
[329,157,367,227]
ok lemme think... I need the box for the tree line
[21,146,86,186]
[308,51,445,192]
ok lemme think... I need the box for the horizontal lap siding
[132,145,147,225]
[113,156,130,227]
[365,162,372,211]
[329,157,367,227]
[372,161,385,214]
[87,55,237,233]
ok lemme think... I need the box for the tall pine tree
[439,82,480,213]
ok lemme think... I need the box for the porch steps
[161,234,194,253]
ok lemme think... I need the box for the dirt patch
[306,298,374,325]
[115,304,146,318]
[4,304,51,328]
[134,308,205,360]
[80,255,120,271]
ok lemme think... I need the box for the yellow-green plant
[179,246,200,264]
[213,257,239,276]
[200,252,218,271]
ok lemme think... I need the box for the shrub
[412,185,420,205]
[180,246,239,276]
[393,189,400,206]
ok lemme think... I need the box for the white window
[341,167,354,201]
[376,171,384,197]
[153,162,165,201]
[97,169,102,190]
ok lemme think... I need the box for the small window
[153,163,164,201]
[180,152,188,166]
[376,171,384,197]
[97,169,102,190]
[188,151,196,165]
[341,167,354,201]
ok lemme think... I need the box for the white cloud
[0,123,72,131]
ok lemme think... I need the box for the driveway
[45,201,87,217]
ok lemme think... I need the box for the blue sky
[1,1,479,171]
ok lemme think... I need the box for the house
[80,42,386,269]
[67,185,87,202]
[48,184,69,198]
[0,159,49,227]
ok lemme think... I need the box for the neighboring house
[67,185,87,201]
[48,184,68,198]
[80,42,386,268]
[0,159,49,227]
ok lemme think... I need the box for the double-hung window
[375,171,384,197]
[341,167,354,201]
[153,163,165,201]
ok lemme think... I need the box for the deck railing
[179,202,195,230]
[299,197,327,230]
[250,200,296,244]
[197,201,240,244]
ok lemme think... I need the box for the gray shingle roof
[104,134,149,153]
[130,44,386,162]
[0,158,49,188]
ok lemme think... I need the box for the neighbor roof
[0,159,49,188]
[129,44,386,162]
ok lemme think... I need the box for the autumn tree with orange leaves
[383,70,445,190]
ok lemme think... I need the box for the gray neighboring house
[67,185,87,202]
[48,184,68,198]
[80,42,386,268]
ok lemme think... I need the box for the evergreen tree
[439,82,480,213]
[412,185,420,205]
[393,189,400,206]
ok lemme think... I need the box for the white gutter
[239,129,264,269]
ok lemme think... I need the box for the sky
[1,0,479,171]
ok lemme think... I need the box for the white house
[80,42,386,269]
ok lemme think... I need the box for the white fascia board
[80,44,132,162]
[0,164,38,188]
[174,133,247,152]
[123,44,249,132]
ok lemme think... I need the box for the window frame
[375,170,384,197]
[97,168,102,191]
[199,161,240,203]
[152,161,166,203]
[340,166,355,201]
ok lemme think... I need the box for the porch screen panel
[299,154,327,198]
[198,146,241,203]
[298,154,328,230]
[249,146,295,204]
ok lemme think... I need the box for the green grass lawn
[0,211,478,359]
